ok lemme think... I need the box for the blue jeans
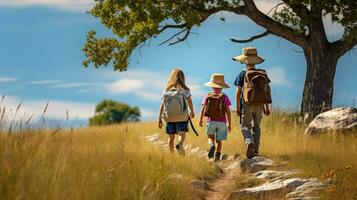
[241,103,263,152]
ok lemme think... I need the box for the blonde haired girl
[158,68,195,154]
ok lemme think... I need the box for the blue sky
[0,0,356,125]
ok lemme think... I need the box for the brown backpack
[243,69,272,104]
[204,92,226,119]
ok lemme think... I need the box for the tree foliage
[83,0,356,71]
[89,99,140,126]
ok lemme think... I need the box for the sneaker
[215,152,221,162]
[208,145,216,158]
[175,144,181,151]
[175,144,185,156]
[246,143,255,159]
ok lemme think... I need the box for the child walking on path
[233,47,272,159]
[158,68,195,154]
[199,74,232,161]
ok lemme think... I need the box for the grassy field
[0,110,356,199]
[0,123,217,200]
[187,111,357,199]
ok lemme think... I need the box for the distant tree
[83,0,357,122]
[89,100,140,126]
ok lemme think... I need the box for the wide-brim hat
[204,73,230,88]
[232,47,265,64]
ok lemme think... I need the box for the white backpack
[162,89,189,122]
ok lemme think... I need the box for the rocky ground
[146,134,334,200]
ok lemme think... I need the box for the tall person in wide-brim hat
[232,47,265,65]
[233,47,272,159]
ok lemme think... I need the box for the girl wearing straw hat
[199,74,232,161]
[233,47,271,159]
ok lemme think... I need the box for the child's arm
[199,105,206,127]
[226,105,232,133]
[158,102,164,128]
[235,86,242,116]
[187,96,195,119]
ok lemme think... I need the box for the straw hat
[204,74,230,88]
[232,47,265,64]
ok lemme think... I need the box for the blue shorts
[206,121,227,141]
[166,121,189,134]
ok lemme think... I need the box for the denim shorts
[206,121,227,141]
[166,121,189,134]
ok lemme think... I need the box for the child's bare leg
[177,131,186,146]
[168,135,175,153]
[216,140,222,153]
[208,135,215,147]
[207,135,216,158]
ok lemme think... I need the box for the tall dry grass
[1,106,356,199]
[0,123,217,200]
[185,110,357,199]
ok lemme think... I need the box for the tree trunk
[300,46,338,122]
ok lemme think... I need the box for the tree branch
[242,0,308,48]
[265,2,285,16]
[330,36,357,57]
[169,28,191,45]
[157,2,246,46]
[158,28,187,46]
[230,30,270,43]
[158,23,187,33]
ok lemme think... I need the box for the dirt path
[145,134,242,200]
[145,134,330,200]
[204,161,241,200]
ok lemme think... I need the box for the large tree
[83,0,357,121]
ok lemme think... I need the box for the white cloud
[107,78,145,94]
[323,14,345,42]
[77,88,93,93]
[267,66,289,86]
[0,95,95,122]
[27,79,62,85]
[188,82,207,98]
[254,0,285,16]
[0,0,95,11]
[0,77,17,83]
[49,82,106,89]
[105,69,206,102]
[135,90,161,102]
[106,69,166,101]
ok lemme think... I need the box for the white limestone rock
[305,107,357,134]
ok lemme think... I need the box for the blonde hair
[164,68,190,92]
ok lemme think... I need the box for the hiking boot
[175,144,181,151]
[175,144,185,156]
[253,152,260,157]
[208,145,216,158]
[246,142,255,159]
[215,152,221,162]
